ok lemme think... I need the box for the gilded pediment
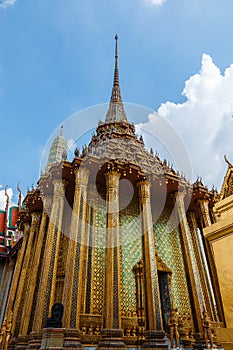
[220,155,233,200]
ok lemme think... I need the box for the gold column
[188,211,215,320]
[62,167,89,329]
[104,170,121,329]
[0,262,8,320]
[98,169,125,349]
[0,258,15,325]
[198,199,212,228]
[11,212,41,338]
[33,179,67,331]
[198,199,225,324]
[4,214,31,325]
[85,183,96,314]
[20,196,52,335]
[175,191,203,331]
[137,180,167,349]
[132,260,144,325]
[75,168,90,324]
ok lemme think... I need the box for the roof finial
[60,125,63,136]
[224,154,232,167]
[112,34,120,91]
[114,34,119,86]
[105,34,128,123]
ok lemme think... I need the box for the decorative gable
[220,155,233,199]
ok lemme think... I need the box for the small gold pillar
[86,183,97,315]
[103,169,121,329]
[198,199,212,228]
[175,191,203,331]
[3,215,30,326]
[33,179,67,331]
[132,260,144,324]
[11,212,41,338]
[198,199,225,324]
[188,211,217,322]
[0,259,14,328]
[20,195,52,335]
[98,169,125,349]
[137,180,167,349]
[62,167,89,329]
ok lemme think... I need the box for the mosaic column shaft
[12,212,41,337]
[33,179,67,331]
[98,169,126,349]
[132,260,144,322]
[3,218,30,325]
[62,167,89,328]
[103,169,121,330]
[137,180,163,332]
[175,191,203,331]
[20,196,51,335]
[0,258,15,326]
[198,199,225,324]
[188,211,217,321]
[0,261,9,322]
[86,183,97,314]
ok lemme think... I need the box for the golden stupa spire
[105,34,128,123]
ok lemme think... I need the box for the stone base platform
[98,329,126,349]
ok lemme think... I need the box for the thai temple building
[0,36,232,349]
[203,156,233,349]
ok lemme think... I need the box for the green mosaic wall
[185,214,204,311]
[120,194,142,315]
[154,206,192,316]
[92,204,106,314]
[90,187,193,320]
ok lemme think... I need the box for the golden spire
[112,34,120,93]
[105,34,128,123]
[60,125,63,136]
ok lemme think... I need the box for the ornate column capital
[105,169,121,188]
[42,195,52,215]
[74,167,90,188]
[52,178,68,197]
[172,190,187,214]
[198,198,211,227]
[137,179,151,205]
[30,212,41,228]
[197,197,209,205]
[18,209,31,223]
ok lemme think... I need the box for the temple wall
[120,194,141,316]
[154,206,192,317]
[204,193,233,328]
[211,233,233,328]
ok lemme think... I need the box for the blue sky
[1,0,233,205]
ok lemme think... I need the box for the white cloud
[139,53,233,190]
[0,0,16,9]
[0,186,15,210]
[144,0,167,6]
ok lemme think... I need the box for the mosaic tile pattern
[185,215,204,311]
[154,207,192,316]
[92,194,106,314]
[120,194,142,315]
